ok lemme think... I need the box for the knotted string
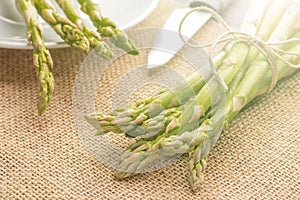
[179,7,300,93]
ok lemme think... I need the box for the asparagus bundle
[77,0,139,55]
[114,0,299,181]
[86,0,300,191]
[16,0,55,115]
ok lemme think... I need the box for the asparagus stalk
[76,0,139,55]
[54,0,113,58]
[33,0,90,52]
[16,0,55,115]
[114,0,293,179]
[189,2,300,190]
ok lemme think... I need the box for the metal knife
[147,0,232,69]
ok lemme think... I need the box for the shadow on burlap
[0,0,299,199]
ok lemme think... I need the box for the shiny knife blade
[147,0,232,69]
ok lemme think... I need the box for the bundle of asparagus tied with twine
[16,0,138,115]
[86,0,300,191]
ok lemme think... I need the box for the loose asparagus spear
[77,0,139,55]
[16,0,55,115]
[33,0,90,52]
[114,0,292,179]
[55,0,113,59]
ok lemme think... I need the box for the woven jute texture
[0,0,299,199]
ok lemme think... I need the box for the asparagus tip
[94,42,114,59]
[38,105,47,116]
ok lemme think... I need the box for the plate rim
[0,0,160,49]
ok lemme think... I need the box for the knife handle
[190,0,232,12]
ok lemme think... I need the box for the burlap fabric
[0,0,299,199]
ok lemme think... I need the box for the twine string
[179,7,300,93]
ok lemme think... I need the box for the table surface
[0,0,299,199]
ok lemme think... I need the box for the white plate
[0,0,160,49]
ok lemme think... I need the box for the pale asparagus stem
[188,45,254,188]
[33,0,90,52]
[16,0,55,115]
[55,0,113,58]
[239,0,272,35]
[246,0,291,60]
[188,72,244,190]
[189,3,300,190]
[188,54,253,188]
[188,65,253,190]
[77,0,138,55]
[85,52,227,135]
[114,0,294,179]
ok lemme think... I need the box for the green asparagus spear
[55,0,113,58]
[77,0,139,55]
[16,0,55,115]
[33,0,90,52]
